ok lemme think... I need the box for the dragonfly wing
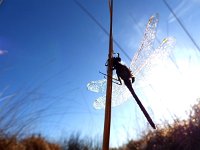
[111,83,132,107]
[152,37,176,58]
[93,96,106,109]
[93,83,132,109]
[86,74,118,93]
[134,37,176,76]
[130,14,159,74]
[87,79,107,93]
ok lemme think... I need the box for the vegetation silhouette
[112,99,200,150]
[1,98,200,149]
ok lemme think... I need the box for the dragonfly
[87,14,175,127]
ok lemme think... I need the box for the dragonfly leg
[100,71,120,81]
[103,76,121,85]
[116,74,122,85]
[132,76,135,83]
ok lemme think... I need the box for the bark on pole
[102,0,113,150]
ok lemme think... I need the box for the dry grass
[22,135,60,150]
[0,87,63,150]
[115,99,200,150]
[0,134,101,150]
[0,135,60,150]
[0,83,101,150]
[1,86,200,149]
[60,133,101,150]
[1,99,200,150]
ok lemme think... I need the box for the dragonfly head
[113,57,121,65]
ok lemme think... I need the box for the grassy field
[0,135,60,150]
[1,97,200,149]
[112,99,200,150]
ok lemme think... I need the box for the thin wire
[163,0,200,53]
[74,0,132,61]
[0,0,3,6]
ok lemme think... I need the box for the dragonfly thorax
[112,56,135,83]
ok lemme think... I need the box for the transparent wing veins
[87,14,176,109]
[131,14,159,74]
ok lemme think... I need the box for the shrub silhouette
[117,99,200,150]
[0,135,60,150]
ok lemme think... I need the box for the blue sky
[0,0,200,147]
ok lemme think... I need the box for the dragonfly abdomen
[125,81,156,129]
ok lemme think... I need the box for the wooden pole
[102,0,113,150]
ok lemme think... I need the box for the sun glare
[140,49,200,123]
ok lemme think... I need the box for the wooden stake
[102,0,113,150]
